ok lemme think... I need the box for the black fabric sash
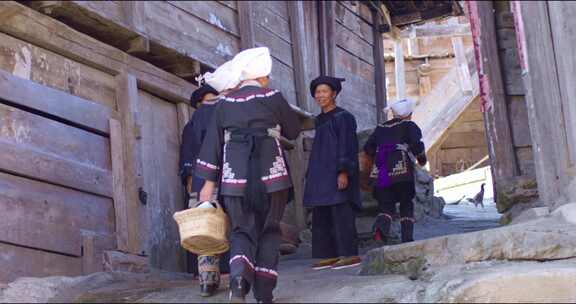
[228,128,270,212]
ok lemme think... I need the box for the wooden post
[289,0,312,111]
[452,36,473,93]
[372,8,387,123]
[318,0,336,76]
[238,1,255,50]
[516,1,564,203]
[469,1,518,186]
[115,72,144,255]
[394,40,406,100]
[109,118,130,252]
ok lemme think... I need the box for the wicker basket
[173,202,230,256]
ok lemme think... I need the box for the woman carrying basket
[196,47,301,303]
[178,60,242,297]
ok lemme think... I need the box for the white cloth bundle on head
[231,47,272,81]
[387,98,416,118]
[203,59,242,93]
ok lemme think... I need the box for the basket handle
[195,200,224,211]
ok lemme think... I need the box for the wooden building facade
[469,1,576,215]
[0,0,420,282]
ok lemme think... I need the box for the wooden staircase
[412,49,480,151]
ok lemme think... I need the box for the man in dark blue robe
[303,76,362,270]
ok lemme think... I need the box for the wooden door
[138,90,185,272]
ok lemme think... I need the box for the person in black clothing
[196,47,301,303]
[303,76,362,270]
[179,83,222,297]
[363,98,427,243]
[178,61,241,297]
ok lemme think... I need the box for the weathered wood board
[335,2,373,45]
[0,242,82,283]
[0,32,116,110]
[167,1,240,37]
[138,90,185,272]
[0,172,114,257]
[0,1,194,103]
[0,103,113,197]
[254,4,292,44]
[254,24,293,68]
[548,1,576,167]
[0,68,116,135]
[336,23,374,65]
[145,1,239,67]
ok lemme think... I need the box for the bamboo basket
[173,202,230,256]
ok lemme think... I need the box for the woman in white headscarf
[179,63,242,297]
[361,98,427,244]
[195,47,301,303]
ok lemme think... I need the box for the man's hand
[337,172,349,190]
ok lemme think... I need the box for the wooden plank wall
[0,1,201,280]
[0,13,118,280]
[334,1,377,131]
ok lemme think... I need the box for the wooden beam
[469,1,518,183]
[394,40,406,100]
[452,37,473,93]
[378,3,401,40]
[318,0,336,76]
[372,7,387,123]
[127,36,150,56]
[163,61,201,80]
[400,23,471,38]
[238,1,255,50]
[115,72,143,254]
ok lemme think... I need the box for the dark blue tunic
[179,98,218,194]
[303,107,361,210]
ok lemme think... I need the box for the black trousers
[223,190,288,302]
[311,202,358,259]
[373,181,416,242]
[373,181,415,219]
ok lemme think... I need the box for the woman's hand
[186,176,193,195]
[337,172,349,190]
[199,180,216,202]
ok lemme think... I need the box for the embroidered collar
[379,118,409,128]
[222,88,279,103]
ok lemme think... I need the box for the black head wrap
[190,84,218,109]
[309,76,346,97]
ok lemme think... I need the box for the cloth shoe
[312,257,340,270]
[372,213,393,243]
[200,284,218,297]
[331,256,362,270]
[229,276,248,303]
